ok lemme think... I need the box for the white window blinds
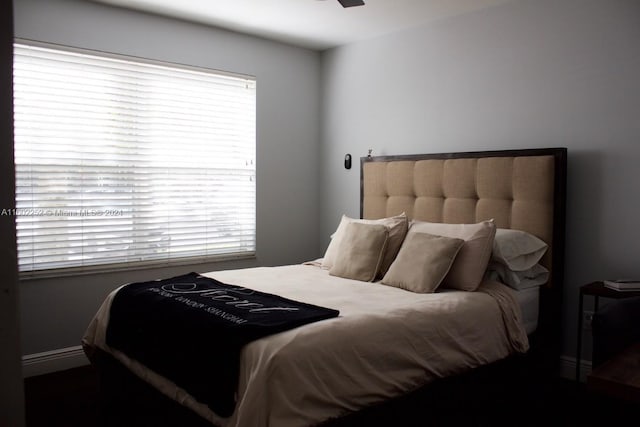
[13,43,256,275]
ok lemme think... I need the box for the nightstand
[576,282,640,382]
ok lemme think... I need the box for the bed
[82,147,567,427]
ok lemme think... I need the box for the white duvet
[82,263,528,427]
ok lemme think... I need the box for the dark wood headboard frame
[360,147,567,368]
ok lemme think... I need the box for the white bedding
[83,263,529,427]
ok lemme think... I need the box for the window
[12,42,256,275]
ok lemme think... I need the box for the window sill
[18,252,257,281]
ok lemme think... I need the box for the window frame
[13,39,257,279]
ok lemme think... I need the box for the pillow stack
[484,229,549,290]
[321,214,551,293]
[322,214,500,294]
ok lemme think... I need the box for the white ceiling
[92,0,516,51]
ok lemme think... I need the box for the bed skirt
[91,347,547,427]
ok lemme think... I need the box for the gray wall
[320,0,640,360]
[1,0,25,424]
[14,0,322,354]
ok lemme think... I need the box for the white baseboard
[22,345,90,378]
[559,355,592,383]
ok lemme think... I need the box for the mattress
[83,263,529,427]
[513,286,540,335]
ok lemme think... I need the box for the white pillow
[485,261,550,290]
[408,219,496,291]
[381,232,464,293]
[492,229,548,271]
[322,213,408,277]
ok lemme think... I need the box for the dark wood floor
[24,364,637,427]
[25,365,100,427]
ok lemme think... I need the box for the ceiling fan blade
[338,0,365,7]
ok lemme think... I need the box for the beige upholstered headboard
[361,148,566,293]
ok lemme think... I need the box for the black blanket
[106,272,339,417]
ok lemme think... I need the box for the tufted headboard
[361,148,567,361]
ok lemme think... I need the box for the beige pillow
[408,219,496,291]
[322,213,408,277]
[381,232,464,293]
[329,222,389,282]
